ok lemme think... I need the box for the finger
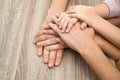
[34,31,44,44]
[43,24,51,29]
[59,14,68,29]
[49,23,61,36]
[42,29,57,35]
[69,14,78,18]
[43,47,50,64]
[80,22,87,30]
[46,44,65,50]
[52,16,60,25]
[61,17,71,33]
[37,47,43,56]
[55,50,64,66]
[66,18,78,32]
[36,37,60,47]
[58,12,66,21]
[48,50,56,68]
[35,30,44,38]
[35,35,56,43]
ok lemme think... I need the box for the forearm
[90,16,120,48]
[48,0,69,15]
[108,17,120,26]
[78,40,120,80]
[41,0,69,28]
[94,3,109,18]
[94,34,120,60]
[95,3,120,26]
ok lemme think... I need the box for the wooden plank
[0,0,102,80]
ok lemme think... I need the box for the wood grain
[0,0,102,80]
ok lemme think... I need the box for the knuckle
[50,52,56,57]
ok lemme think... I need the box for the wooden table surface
[0,0,102,80]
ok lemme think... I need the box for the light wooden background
[0,0,102,80]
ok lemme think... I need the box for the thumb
[49,23,61,36]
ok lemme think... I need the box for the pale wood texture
[0,0,102,80]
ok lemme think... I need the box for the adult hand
[35,13,53,56]
[49,22,95,53]
[34,13,64,68]
[35,29,67,50]
[34,29,66,68]
[66,5,99,26]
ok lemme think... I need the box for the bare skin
[49,22,120,80]
[34,1,120,68]
[35,17,120,60]
[34,0,69,68]
[67,5,120,48]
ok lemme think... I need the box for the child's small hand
[52,13,78,33]
[66,5,99,26]
[52,13,87,32]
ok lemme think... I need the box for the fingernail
[48,63,53,68]
[37,43,41,46]
[38,53,42,56]
[55,62,59,66]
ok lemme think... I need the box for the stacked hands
[33,5,97,68]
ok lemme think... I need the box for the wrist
[48,8,65,16]
[76,39,96,55]
[88,15,103,28]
